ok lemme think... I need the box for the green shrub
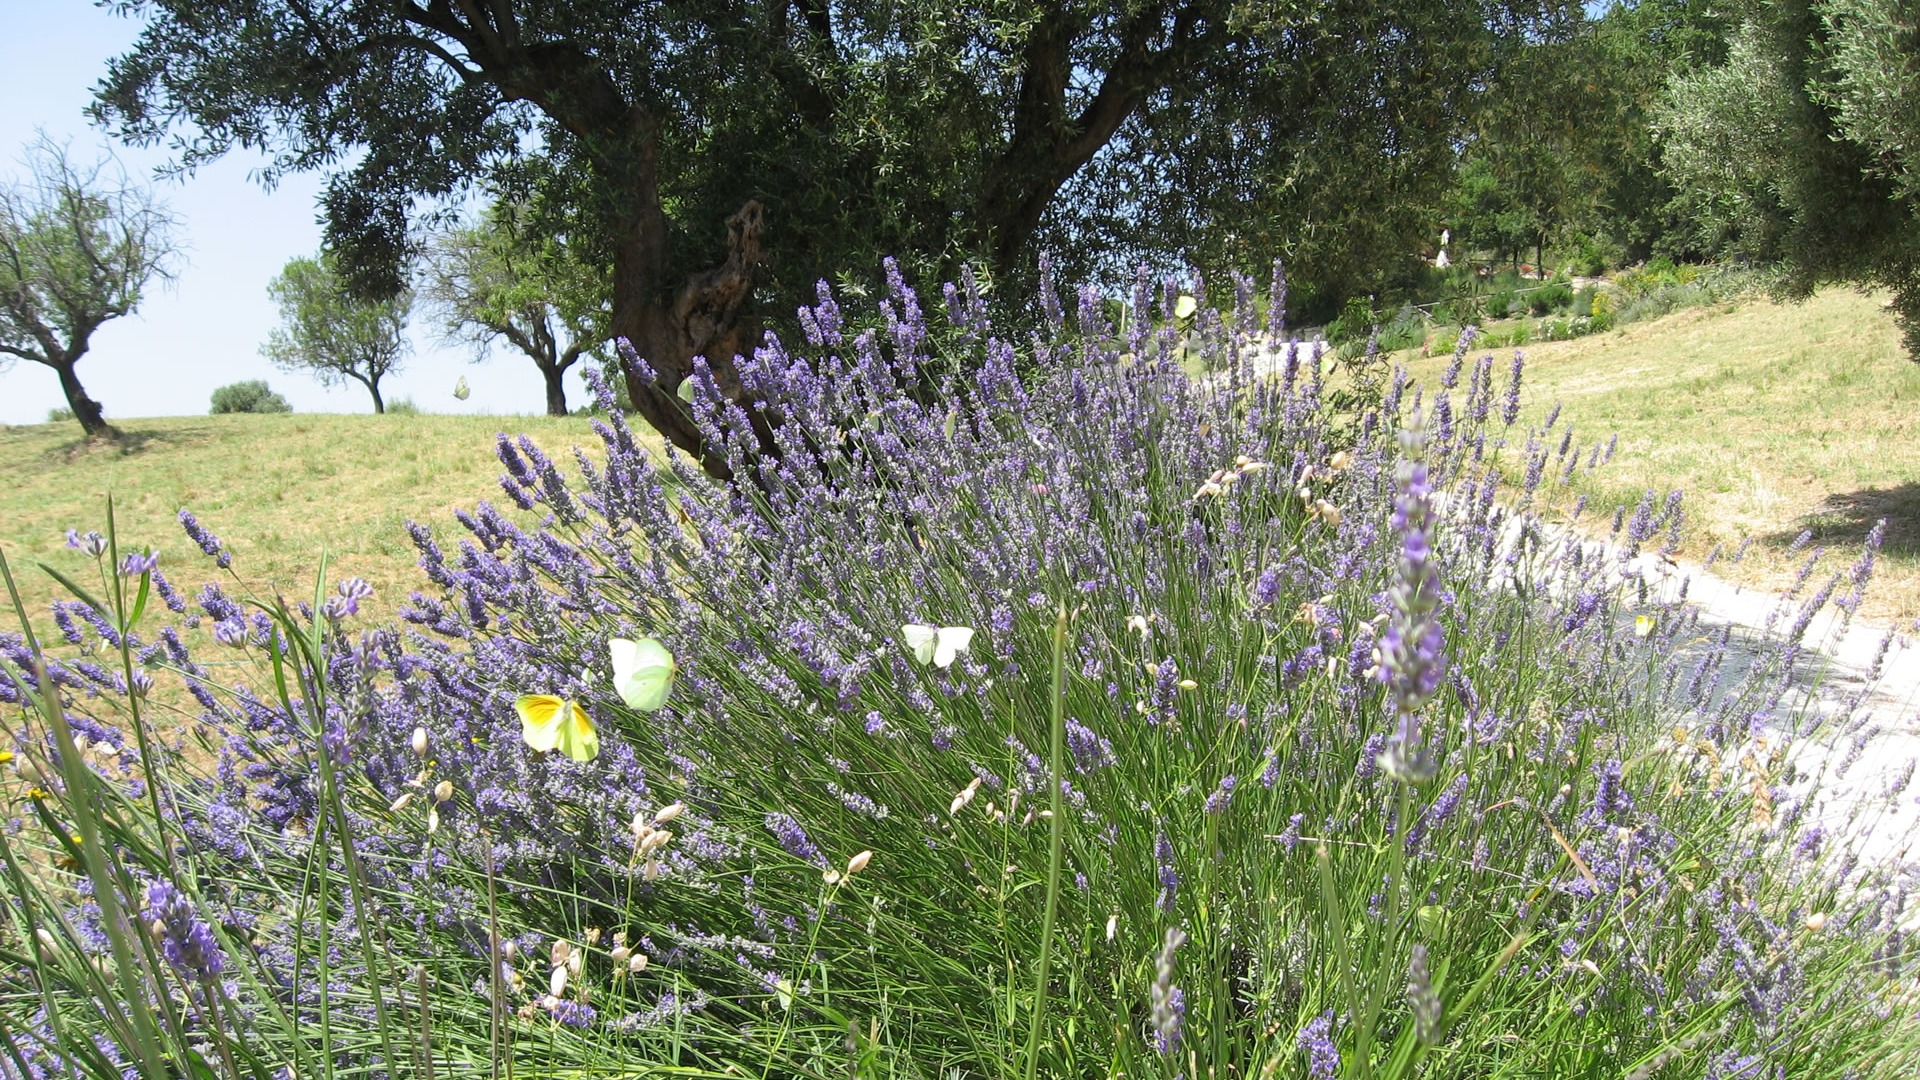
[46,406,74,423]
[208,379,293,414]
[1484,289,1516,320]
[384,397,422,416]
[1527,282,1574,315]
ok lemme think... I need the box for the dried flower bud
[1805,912,1829,932]
[550,940,572,968]
[610,946,631,965]
[823,869,842,885]
[628,952,649,974]
[433,779,454,804]
[1313,500,1341,526]
[549,965,569,999]
[426,806,441,835]
[1106,914,1118,941]
[1126,614,1151,637]
[411,726,429,757]
[1177,679,1198,691]
[1329,451,1352,471]
[388,792,414,814]
[653,801,686,825]
[846,850,873,875]
[585,927,602,947]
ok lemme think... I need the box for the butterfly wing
[515,694,565,752]
[612,636,676,712]
[932,625,975,669]
[554,700,600,763]
[901,624,938,665]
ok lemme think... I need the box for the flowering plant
[1,260,1914,1079]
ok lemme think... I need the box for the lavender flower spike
[143,879,224,977]
[1149,926,1187,1054]
[1377,406,1443,783]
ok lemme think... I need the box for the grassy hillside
[5,286,1916,630]
[1401,286,1920,621]
[0,411,656,626]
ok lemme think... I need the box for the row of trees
[6,0,1918,439]
[262,202,607,416]
[0,139,605,432]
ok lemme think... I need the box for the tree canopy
[1655,0,1920,352]
[94,0,1579,467]
[419,201,608,416]
[0,138,178,438]
[263,253,411,413]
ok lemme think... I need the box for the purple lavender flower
[1376,408,1444,782]
[1155,830,1178,912]
[65,529,108,558]
[119,550,159,577]
[1501,351,1525,426]
[1064,718,1116,772]
[1204,774,1236,814]
[177,510,231,568]
[143,879,224,977]
[764,812,823,866]
[1298,1011,1340,1078]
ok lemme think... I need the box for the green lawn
[1401,286,1920,621]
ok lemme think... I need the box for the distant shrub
[1484,289,1517,320]
[1326,295,1378,344]
[384,398,422,416]
[209,379,293,415]
[1527,282,1574,315]
[46,406,74,423]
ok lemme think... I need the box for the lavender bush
[1,261,1916,1079]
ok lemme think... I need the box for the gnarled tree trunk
[611,200,769,480]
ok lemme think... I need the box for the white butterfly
[901,624,974,669]
[610,636,677,712]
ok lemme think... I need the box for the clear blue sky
[0,1,587,424]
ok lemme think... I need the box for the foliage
[262,252,411,414]
[44,406,74,423]
[1654,0,1920,354]
[0,138,178,438]
[207,379,291,415]
[384,397,422,417]
[2,264,1916,1079]
[91,0,1589,459]
[419,201,610,417]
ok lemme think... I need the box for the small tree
[209,378,292,414]
[420,202,608,416]
[0,138,178,438]
[263,252,409,413]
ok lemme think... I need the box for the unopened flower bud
[1177,679,1198,691]
[388,792,414,814]
[610,946,631,965]
[411,727,429,757]
[653,801,686,825]
[549,966,569,999]
[433,779,454,803]
[1805,912,1829,932]
[628,952,649,974]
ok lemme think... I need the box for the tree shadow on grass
[29,424,222,464]
[1763,482,1920,559]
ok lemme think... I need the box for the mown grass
[1399,286,1920,621]
[0,412,651,624]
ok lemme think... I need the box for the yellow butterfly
[515,694,600,763]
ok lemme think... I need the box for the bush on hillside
[208,379,293,414]
[2,260,1915,1079]
[45,406,74,423]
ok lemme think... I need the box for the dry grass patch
[1401,287,1920,621]
[1,411,660,626]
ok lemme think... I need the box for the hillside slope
[0,412,652,624]
[1402,286,1920,620]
